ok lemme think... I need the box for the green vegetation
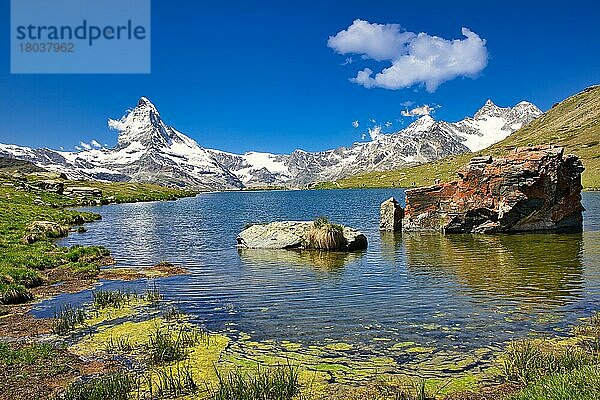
[52,304,87,335]
[503,340,595,384]
[210,365,300,400]
[511,365,600,400]
[500,312,600,400]
[60,372,138,400]
[92,288,135,309]
[0,342,56,366]
[146,324,201,364]
[148,364,198,398]
[0,168,194,304]
[318,85,600,190]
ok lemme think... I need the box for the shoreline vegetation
[1,168,599,399]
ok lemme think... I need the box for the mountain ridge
[320,85,600,190]
[0,97,541,190]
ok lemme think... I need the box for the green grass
[503,340,595,384]
[0,342,57,365]
[511,365,600,400]
[145,324,205,365]
[0,172,194,304]
[210,364,300,400]
[319,85,600,190]
[59,371,138,400]
[148,364,198,398]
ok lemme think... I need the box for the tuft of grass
[104,335,133,353]
[147,364,198,398]
[210,364,300,400]
[51,304,87,335]
[59,371,138,400]
[0,282,33,304]
[503,340,595,384]
[304,217,347,251]
[145,282,162,307]
[574,312,600,337]
[511,365,600,400]
[92,289,135,309]
[146,324,204,365]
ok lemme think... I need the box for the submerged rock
[237,221,367,251]
[379,197,404,232]
[402,146,585,233]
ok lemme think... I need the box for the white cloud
[400,100,415,107]
[384,121,393,128]
[368,125,384,140]
[328,20,488,92]
[401,104,436,117]
[79,141,92,150]
[352,120,359,128]
[90,139,102,148]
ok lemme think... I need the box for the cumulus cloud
[352,120,360,128]
[328,20,488,92]
[401,104,436,117]
[90,139,103,148]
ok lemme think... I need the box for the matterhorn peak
[109,97,174,149]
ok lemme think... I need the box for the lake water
[39,189,600,377]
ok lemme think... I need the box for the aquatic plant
[304,217,347,251]
[104,334,133,353]
[145,281,163,307]
[147,364,198,398]
[59,371,138,400]
[209,364,300,400]
[146,324,205,364]
[92,289,135,309]
[0,342,56,366]
[51,304,87,335]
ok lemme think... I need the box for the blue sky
[1,0,599,154]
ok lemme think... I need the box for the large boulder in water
[237,220,367,251]
[402,146,585,233]
[379,197,404,232]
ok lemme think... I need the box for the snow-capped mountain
[0,97,541,190]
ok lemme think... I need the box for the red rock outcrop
[402,146,585,233]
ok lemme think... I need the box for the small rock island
[237,218,368,251]
[381,146,585,234]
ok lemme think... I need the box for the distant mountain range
[323,85,600,190]
[0,97,541,190]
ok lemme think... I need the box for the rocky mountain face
[0,97,541,190]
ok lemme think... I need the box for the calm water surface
[37,189,600,373]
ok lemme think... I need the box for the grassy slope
[318,85,600,190]
[0,171,195,303]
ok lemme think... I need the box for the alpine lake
[32,189,600,393]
